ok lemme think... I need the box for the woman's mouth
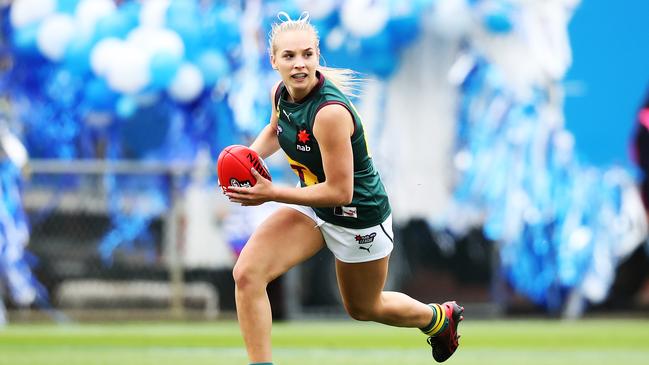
[291,73,308,81]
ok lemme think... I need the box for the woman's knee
[232,260,268,291]
[343,301,379,322]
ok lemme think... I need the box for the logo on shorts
[355,232,376,253]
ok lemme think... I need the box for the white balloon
[36,14,76,61]
[140,0,171,28]
[167,63,204,103]
[431,0,474,40]
[105,43,151,94]
[75,0,116,37]
[90,38,123,76]
[9,0,56,28]
[340,0,389,37]
[127,27,185,59]
[295,0,337,20]
[0,130,29,169]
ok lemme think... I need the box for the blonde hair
[268,12,361,97]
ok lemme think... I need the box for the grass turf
[1,319,648,365]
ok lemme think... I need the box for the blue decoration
[0,161,49,309]
[150,51,183,89]
[57,0,80,14]
[196,50,230,86]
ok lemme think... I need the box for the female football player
[225,12,463,365]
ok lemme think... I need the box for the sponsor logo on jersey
[296,129,311,152]
[334,206,357,218]
[283,109,293,122]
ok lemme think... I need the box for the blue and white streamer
[442,0,647,312]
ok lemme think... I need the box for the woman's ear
[270,55,277,70]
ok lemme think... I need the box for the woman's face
[271,30,319,100]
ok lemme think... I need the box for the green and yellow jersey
[275,71,391,229]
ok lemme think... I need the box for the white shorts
[287,204,394,263]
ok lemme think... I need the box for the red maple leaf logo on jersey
[297,129,310,144]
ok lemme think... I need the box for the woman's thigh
[235,207,326,282]
[335,256,390,308]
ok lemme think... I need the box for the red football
[217,145,272,192]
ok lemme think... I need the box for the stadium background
[1,0,648,364]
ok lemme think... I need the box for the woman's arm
[248,82,282,159]
[227,104,355,207]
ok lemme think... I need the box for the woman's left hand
[225,168,275,206]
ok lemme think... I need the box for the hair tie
[276,11,311,23]
[298,11,310,22]
[277,11,291,22]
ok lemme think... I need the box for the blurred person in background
[632,86,649,215]
[224,12,463,365]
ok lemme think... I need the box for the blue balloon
[167,15,204,58]
[150,52,183,89]
[361,31,392,54]
[57,0,80,14]
[168,0,199,16]
[196,50,229,86]
[387,15,421,47]
[483,12,514,34]
[203,6,242,53]
[84,78,118,110]
[64,35,94,75]
[116,96,138,119]
[119,103,173,158]
[94,11,134,40]
[11,23,40,57]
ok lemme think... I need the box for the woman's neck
[286,77,319,103]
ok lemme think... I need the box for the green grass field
[1,319,648,365]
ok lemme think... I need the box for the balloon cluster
[9,0,238,109]
[3,0,244,262]
[441,0,647,313]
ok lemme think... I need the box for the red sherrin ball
[217,145,272,192]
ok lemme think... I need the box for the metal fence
[12,159,498,322]
[21,159,229,320]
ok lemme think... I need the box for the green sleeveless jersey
[275,72,391,228]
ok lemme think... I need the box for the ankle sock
[419,303,448,336]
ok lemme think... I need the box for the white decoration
[127,26,185,59]
[36,14,76,61]
[75,0,116,37]
[340,0,389,37]
[90,38,123,77]
[105,42,151,94]
[295,0,337,20]
[431,0,474,40]
[167,63,204,103]
[139,0,171,28]
[9,0,56,28]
